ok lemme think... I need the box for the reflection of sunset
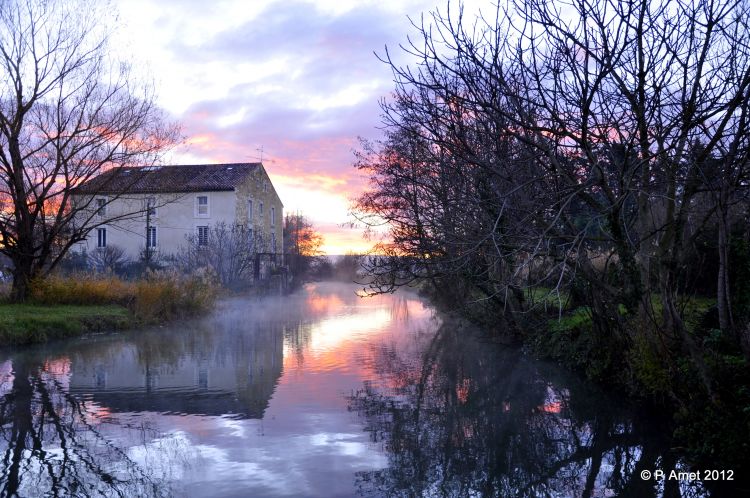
[309,309,391,353]
[456,378,471,404]
[281,285,433,382]
[539,401,562,414]
[282,308,392,374]
[44,358,71,375]
[84,402,113,423]
[537,385,566,414]
[306,290,344,314]
[43,357,72,389]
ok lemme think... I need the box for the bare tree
[0,0,179,301]
[88,245,129,274]
[175,222,264,289]
[283,212,324,286]
[355,0,750,361]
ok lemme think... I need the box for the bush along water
[523,296,750,492]
[0,270,220,346]
[30,269,219,322]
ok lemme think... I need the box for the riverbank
[529,301,750,494]
[421,283,750,493]
[0,282,696,497]
[0,271,218,346]
[0,304,132,345]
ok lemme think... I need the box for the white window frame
[259,201,264,217]
[195,195,209,218]
[196,225,209,246]
[97,227,107,248]
[147,226,157,248]
[247,198,253,222]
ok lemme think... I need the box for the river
[0,282,710,497]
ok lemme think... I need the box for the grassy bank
[0,270,218,346]
[0,304,131,345]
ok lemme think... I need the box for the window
[198,367,208,389]
[248,228,254,247]
[96,198,106,217]
[271,232,277,253]
[247,199,253,222]
[146,197,156,216]
[259,202,264,216]
[271,207,275,227]
[147,226,157,248]
[195,195,209,217]
[97,228,107,248]
[95,367,107,389]
[197,225,209,246]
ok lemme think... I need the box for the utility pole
[145,198,152,267]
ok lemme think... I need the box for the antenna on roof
[256,145,264,162]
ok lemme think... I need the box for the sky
[112,0,454,255]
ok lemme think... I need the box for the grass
[0,303,131,345]
[545,293,716,333]
[526,287,570,311]
[0,270,219,346]
[548,306,592,332]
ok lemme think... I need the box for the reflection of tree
[0,357,169,497]
[349,324,707,498]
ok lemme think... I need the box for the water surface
[0,282,709,497]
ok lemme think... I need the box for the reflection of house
[72,163,283,263]
[68,321,284,419]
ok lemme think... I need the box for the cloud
[117,0,436,253]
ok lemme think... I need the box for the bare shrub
[30,271,218,322]
[175,222,264,289]
[88,246,130,274]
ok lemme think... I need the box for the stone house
[72,163,283,265]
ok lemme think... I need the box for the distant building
[72,163,283,265]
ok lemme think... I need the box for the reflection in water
[0,283,716,497]
[349,321,709,498]
[0,357,168,497]
[67,315,283,419]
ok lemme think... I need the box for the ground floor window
[147,226,157,248]
[197,225,209,246]
[97,228,107,248]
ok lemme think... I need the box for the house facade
[73,163,283,264]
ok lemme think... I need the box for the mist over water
[0,282,709,497]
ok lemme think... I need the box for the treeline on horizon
[352,0,750,474]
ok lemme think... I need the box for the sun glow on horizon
[114,0,447,254]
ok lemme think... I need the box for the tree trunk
[717,203,733,333]
[10,258,34,303]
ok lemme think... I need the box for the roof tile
[75,163,262,194]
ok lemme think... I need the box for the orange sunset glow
[111,0,459,254]
[281,283,432,378]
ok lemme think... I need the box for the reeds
[30,269,218,322]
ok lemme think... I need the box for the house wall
[233,165,284,260]
[75,191,238,259]
[73,165,284,264]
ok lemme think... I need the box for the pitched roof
[75,163,262,194]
